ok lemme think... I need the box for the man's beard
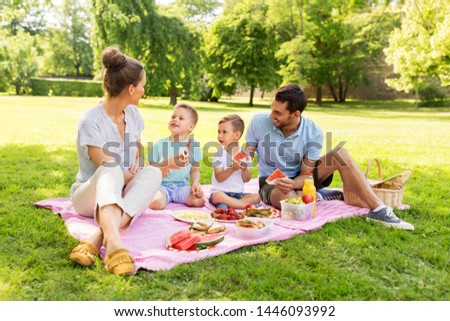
[274,114,294,129]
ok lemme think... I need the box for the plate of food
[171,210,212,223]
[266,168,287,185]
[189,220,228,235]
[166,229,225,252]
[210,208,245,222]
[235,217,274,239]
[244,205,281,219]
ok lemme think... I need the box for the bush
[418,84,447,107]
[30,78,103,97]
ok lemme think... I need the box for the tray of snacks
[280,197,314,221]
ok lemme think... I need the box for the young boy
[148,103,205,209]
[209,114,261,209]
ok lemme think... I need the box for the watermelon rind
[194,235,225,250]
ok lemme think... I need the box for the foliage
[205,0,281,105]
[0,95,449,300]
[91,0,202,104]
[30,78,103,97]
[384,0,450,93]
[418,82,447,107]
[163,0,222,23]
[276,0,400,103]
[0,0,52,35]
[41,0,94,77]
[0,29,39,94]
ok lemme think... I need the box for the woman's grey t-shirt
[70,103,145,197]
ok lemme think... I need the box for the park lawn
[0,95,449,300]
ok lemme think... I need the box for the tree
[0,30,39,94]
[145,14,202,105]
[167,0,222,23]
[384,0,450,95]
[276,0,400,103]
[91,0,202,104]
[0,0,51,35]
[205,0,281,105]
[42,0,94,77]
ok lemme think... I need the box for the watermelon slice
[233,150,252,164]
[266,168,287,184]
[167,230,191,247]
[172,234,203,251]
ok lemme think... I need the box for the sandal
[69,241,99,267]
[104,248,135,276]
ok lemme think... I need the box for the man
[245,84,414,230]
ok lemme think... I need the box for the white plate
[235,217,274,239]
[171,210,212,223]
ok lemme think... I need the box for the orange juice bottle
[303,175,317,218]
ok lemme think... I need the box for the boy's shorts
[258,160,333,206]
[209,191,248,209]
[160,184,191,204]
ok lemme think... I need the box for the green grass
[0,95,449,300]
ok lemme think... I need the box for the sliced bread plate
[171,210,212,223]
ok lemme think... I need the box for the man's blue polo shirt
[245,111,323,178]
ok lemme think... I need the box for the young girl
[209,114,260,209]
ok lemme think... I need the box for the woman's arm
[87,145,116,167]
[87,144,140,185]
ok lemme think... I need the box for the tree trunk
[296,0,304,35]
[169,86,177,105]
[329,84,338,102]
[249,85,255,106]
[338,77,344,102]
[315,86,322,106]
[414,86,419,109]
[288,0,295,38]
[260,90,265,99]
[343,80,348,103]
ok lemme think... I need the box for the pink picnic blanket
[35,179,371,272]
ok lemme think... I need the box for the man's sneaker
[317,188,344,201]
[366,207,414,231]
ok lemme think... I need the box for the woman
[69,47,169,276]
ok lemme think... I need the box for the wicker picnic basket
[343,158,412,209]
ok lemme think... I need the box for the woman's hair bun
[102,46,127,72]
